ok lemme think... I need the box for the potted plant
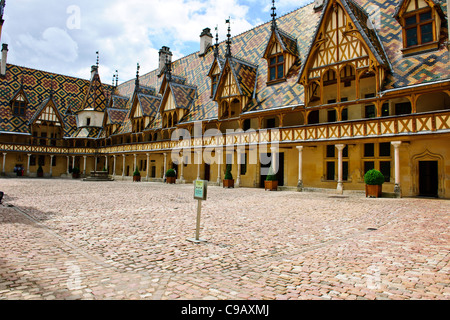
[133,168,141,182]
[37,165,44,178]
[165,169,176,184]
[223,164,234,188]
[72,167,80,179]
[364,169,385,198]
[264,167,278,191]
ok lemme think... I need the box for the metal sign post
[188,180,208,243]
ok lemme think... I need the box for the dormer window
[269,53,284,82]
[404,9,434,48]
[211,74,219,97]
[395,0,446,55]
[11,94,27,117]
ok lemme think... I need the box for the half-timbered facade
[1,0,449,198]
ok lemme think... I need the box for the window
[30,155,36,167]
[266,118,276,129]
[86,118,91,126]
[325,145,349,181]
[365,105,376,118]
[326,162,335,181]
[342,108,348,121]
[243,119,251,131]
[364,144,375,157]
[379,143,391,157]
[52,156,57,167]
[240,153,247,176]
[364,161,375,174]
[269,54,284,82]
[38,156,45,166]
[308,110,319,124]
[380,161,391,183]
[381,103,390,117]
[211,74,219,96]
[404,9,434,48]
[328,109,337,123]
[395,102,412,116]
[326,145,335,158]
[12,100,27,117]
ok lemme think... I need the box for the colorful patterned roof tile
[138,93,161,118]
[76,67,108,114]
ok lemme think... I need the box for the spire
[96,51,99,68]
[135,63,140,89]
[271,0,277,31]
[225,17,232,58]
[214,25,219,59]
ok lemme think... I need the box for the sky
[1,0,312,84]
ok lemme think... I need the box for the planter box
[366,184,382,198]
[166,177,176,184]
[133,175,141,182]
[72,173,80,179]
[37,172,44,178]
[265,180,278,191]
[223,179,234,188]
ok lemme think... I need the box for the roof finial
[112,74,116,87]
[96,51,99,68]
[0,0,5,20]
[115,70,119,87]
[225,17,232,58]
[214,25,219,58]
[135,63,140,89]
[271,0,277,31]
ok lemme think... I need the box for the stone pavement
[0,179,448,300]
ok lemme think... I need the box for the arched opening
[416,92,450,113]
[221,101,229,118]
[322,68,338,103]
[231,99,240,118]
[359,70,376,100]
[340,64,356,101]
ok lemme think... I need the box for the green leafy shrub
[72,167,80,174]
[224,164,233,180]
[165,169,176,178]
[364,169,385,186]
[265,167,278,181]
[133,168,141,177]
[37,165,44,174]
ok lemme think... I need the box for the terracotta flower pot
[265,180,278,191]
[366,184,382,198]
[133,175,141,182]
[223,179,234,188]
[166,177,176,184]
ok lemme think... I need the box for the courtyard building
[0,0,449,198]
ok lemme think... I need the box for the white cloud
[3,0,302,83]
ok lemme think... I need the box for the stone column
[122,154,126,178]
[146,153,150,181]
[49,155,54,177]
[2,153,6,174]
[296,146,304,192]
[163,153,168,179]
[336,144,346,195]
[94,156,98,172]
[27,154,32,176]
[105,155,108,171]
[216,149,223,185]
[66,156,70,175]
[196,149,202,181]
[392,141,402,198]
[270,147,278,174]
[83,156,87,176]
[236,148,243,188]
[72,156,76,170]
[134,154,137,172]
[113,155,117,176]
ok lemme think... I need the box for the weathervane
[214,25,219,58]
[271,0,277,31]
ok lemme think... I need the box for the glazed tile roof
[1,0,449,137]
[106,108,128,125]
[138,93,161,118]
[0,64,111,136]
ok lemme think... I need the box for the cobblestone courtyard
[0,178,449,300]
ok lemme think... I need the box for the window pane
[13,107,19,115]
[420,11,432,22]
[364,144,375,157]
[343,162,349,181]
[343,146,349,158]
[406,28,418,47]
[270,57,276,66]
[364,161,375,174]
[326,145,335,158]
[277,55,284,63]
[342,108,348,121]
[405,16,417,26]
[277,65,284,79]
[380,161,391,183]
[381,103,390,117]
[270,67,276,81]
[328,110,337,123]
[379,143,391,157]
[327,162,335,181]
[395,102,412,115]
[421,23,433,44]
[365,105,376,118]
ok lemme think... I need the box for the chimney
[313,0,325,12]
[1,43,8,76]
[158,46,172,76]
[199,28,213,56]
[90,65,98,81]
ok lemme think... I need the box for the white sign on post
[187,180,208,243]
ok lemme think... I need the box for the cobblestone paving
[0,179,448,300]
